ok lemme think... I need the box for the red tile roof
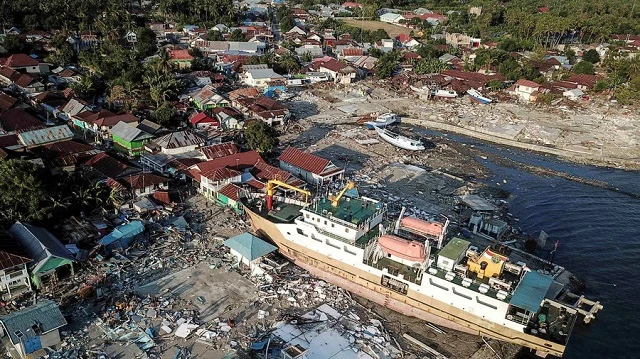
[246,179,265,190]
[169,49,194,61]
[0,109,44,132]
[14,74,36,87]
[201,167,241,181]
[0,231,32,270]
[515,79,541,88]
[565,74,598,88]
[254,159,292,182]
[218,183,241,202]
[319,59,350,73]
[152,191,177,205]
[0,134,20,149]
[0,92,17,111]
[2,54,39,68]
[194,150,262,173]
[342,2,363,7]
[442,70,504,85]
[278,146,330,175]
[228,87,261,101]
[84,152,138,179]
[199,142,239,160]
[121,172,169,189]
[93,113,139,127]
[342,48,363,57]
[189,112,218,125]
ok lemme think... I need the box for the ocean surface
[417,128,640,359]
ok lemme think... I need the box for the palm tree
[279,52,300,74]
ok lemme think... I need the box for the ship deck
[244,199,303,223]
[309,197,379,226]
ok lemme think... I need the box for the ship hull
[244,206,565,357]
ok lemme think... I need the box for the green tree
[1,35,29,53]
[245,120,279,153]
[278,52,300,74]
[487,79,504,90]
[279,16,297,33]
[136,27,158,58]
[582,49,601,64]
[573,61,596,75]
[207,30,224,41]
[0,159,54,227]
[374,51,399,79]
[153,103,175,126]
[229,29,246,41]
[415,58,448,75]
[300,51,313,63]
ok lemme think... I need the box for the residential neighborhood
[0,0,637,358]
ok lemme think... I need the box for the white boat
[432,89,457,98]
[467,88,493,104]
[364,113,398,129]
[373,125,425,151]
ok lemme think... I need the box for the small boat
[467,88,493,104]
[364,113,398,129]
[373,125,425,151]
[432,89,457,98]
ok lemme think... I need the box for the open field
[343,19,411,37]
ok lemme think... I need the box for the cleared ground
[343,19,411,37]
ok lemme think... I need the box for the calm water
[417,128,640,358]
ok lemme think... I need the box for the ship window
[331,223,335,228]
[344,246,357,255]
[305,214,309,219]
[453,287,472,300]
[324,220,327,225]
[345,228,349,233]
[476,296,498,310]
[296,228,305,236]
[429,278,449,291]
[317,218,321,223]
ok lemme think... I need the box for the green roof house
[8,222,75,289]
[223,232,277,278]
[111,121,154,156]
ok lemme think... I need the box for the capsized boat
[467,88,493,104]
[373,125,425,151]
[364,113,398,129]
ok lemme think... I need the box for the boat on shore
[364,113,398,129]
[467,88,493,104]
[373,125,425,151]
[240,179,603,358]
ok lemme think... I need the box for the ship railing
[363,258,422,285]
[316,227,355,245]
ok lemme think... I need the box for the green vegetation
[572,61,596,75]
[0,159,115,228]
[245,120,279,153]
[374,51,401,79]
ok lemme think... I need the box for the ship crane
[265,179,311,210]
[329,181,355,207]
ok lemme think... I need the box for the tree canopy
[245,121,279,153]
[573,61,596,74]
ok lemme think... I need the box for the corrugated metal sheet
[18,125,73,147]
[278,146,330,175]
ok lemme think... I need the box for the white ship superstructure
[242,181,602,357]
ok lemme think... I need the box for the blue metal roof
[224,233,277,261]
[510,271,554,313]
[101,221,144,247]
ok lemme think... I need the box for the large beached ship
[240,180,602,357]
